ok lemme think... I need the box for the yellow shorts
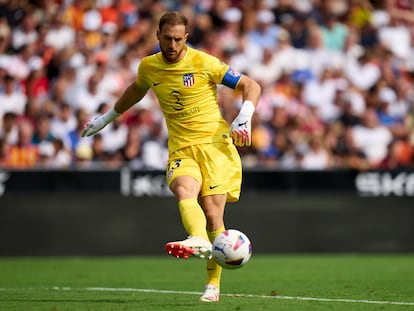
[166,142,242,202]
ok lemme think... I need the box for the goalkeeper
[81,11,261,302]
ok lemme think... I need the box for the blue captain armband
[222,67,242,89]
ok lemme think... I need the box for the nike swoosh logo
[153,82,161,86]
[209,185,219,189]
[238,121,248,127]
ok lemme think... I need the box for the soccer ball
[212,229,252,269]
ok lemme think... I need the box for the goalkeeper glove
[230,100,255,147]
[81,107,120,137]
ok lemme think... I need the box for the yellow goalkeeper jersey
[135,46,242,154]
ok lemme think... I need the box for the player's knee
[170,177,200,199]
[172,184,192,199]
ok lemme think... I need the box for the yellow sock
[178,199,208,240]
[206,226,225,289]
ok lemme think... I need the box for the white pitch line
[83,287,414,306]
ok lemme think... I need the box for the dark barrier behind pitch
[0,169,413,255]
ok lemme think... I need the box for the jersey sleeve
[207,55,242,89]
[135,59,151,89]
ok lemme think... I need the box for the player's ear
[156,30,160,40]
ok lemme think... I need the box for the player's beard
[162,46,186,63]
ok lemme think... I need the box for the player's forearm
[237,75,261,107]
[230,75,261,147]
[81,82,148,137]
[114,81,148,114]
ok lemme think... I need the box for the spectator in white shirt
[51,138,72,168]
[378,17,411,61]
[50,103,77,147]
[301,134,333,170]
[304,25,334,79]
[0,74,27,119]
[249,28,297,86]
[11,12,38,51]
[141,121,169,170]
[98,103,128,154]
[350,107,393,168]
[44,11,76,51]
[303,67,341,123]
[345,48,381,91]
[75,74,113,115]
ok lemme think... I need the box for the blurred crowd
[0,0,414,171]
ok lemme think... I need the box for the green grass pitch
[0,254,413,310]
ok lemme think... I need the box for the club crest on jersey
[183,73,194,87]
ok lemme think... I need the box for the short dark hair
[159,11,188,33]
